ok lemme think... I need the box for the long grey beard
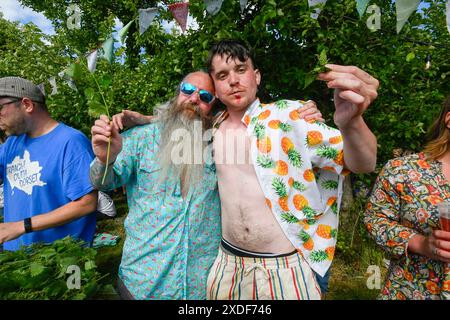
[156,100,212,193]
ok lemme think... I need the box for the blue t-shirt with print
[0,123,96,251]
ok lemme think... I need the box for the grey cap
[0,77,45,103]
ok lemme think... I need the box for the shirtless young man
[206,39,378,300]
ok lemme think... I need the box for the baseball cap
[0,77,45,103]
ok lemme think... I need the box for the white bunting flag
[58,71,77,91]
[100,37,114,64]
[118,20,134,44]
[204,0,223,15]
[308,0,328,20]
[240,0,248,12]
[138,8,159,35]
[86,49,98,73]
[446,1,450,35]
[168,2,189,33]
[48,77,58,95]
[356,0,370,18]
[396,0,420,34]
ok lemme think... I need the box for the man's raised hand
[91,115,123,165]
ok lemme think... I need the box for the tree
[1,0,449,171]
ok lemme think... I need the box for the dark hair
[206,39,257,73]
[423,95,450,160]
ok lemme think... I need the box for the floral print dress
[364,152,450,300]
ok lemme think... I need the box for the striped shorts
[206,245,321,300]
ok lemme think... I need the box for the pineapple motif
[244,115,251,126]
[299,230,314,251]
[281,212,299,224]
[326,247,335,260]
[293,194,308,210]
[258,110,271,120]
[268,120,293,132]
[301,206,318,219]
[281,137,303,168]
[329,135,343,144]
[288,177,307,192]
[265,198,272,210]
[327,196,338,214]
[321,180,338,190]
[316,224,337,239]
[306,131,323,147]
[257,155,288,176]
[316,145,341,164]
[334,150,344,166]
[310,249,330,263]
[274,160,289,176]
[289,109,301,121]
[298,218,318,230]
[275,100,289,110]
[254,123,271,153]
[272,178,289,211]
[303,169,315,182]
[257,155,274,169]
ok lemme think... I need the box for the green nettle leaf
[29,263,45,277]
[406,52,415,62]
[0,237,105,299]
[304,73,316,89]
[85,260,96,271]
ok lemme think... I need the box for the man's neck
[27,115,58,138]
[225,99,258,125]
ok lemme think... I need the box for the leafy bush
[0,237,107,300]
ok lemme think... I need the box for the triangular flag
[86,49,98,73]
[100,37,114,63]
[138,8,159,35]
[308,0,327,20]
[446,0,450,35]
[240,0,248,12]
[118,20,134,44]
[168,2,189,33]
[204,0,223,15]
[37,83,46,97]
[48,77,57,95]
[396,0,420,34]
[58,71,78,91]
[356,0,370,18]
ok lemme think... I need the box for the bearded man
[90,71,221,300]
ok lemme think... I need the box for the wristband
[24,217,33,233]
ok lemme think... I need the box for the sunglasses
[0,98,22,109]
[180,82,215,104]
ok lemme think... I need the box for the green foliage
[0,0,447,180]
[0,237,107,300]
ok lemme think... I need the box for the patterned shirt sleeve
[363,160,418,259]
[304,120,344,175]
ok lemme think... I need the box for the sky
[0,0,55,34]
[0,0,197,36]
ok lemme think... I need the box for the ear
[445,112,450,128]
[21,98,35,113]
[254,69,261,86]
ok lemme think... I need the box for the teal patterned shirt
[97,123,221,299]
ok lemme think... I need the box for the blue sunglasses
[180,82,215,104]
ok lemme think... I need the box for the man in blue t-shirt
[0,77,98,251]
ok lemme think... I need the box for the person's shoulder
[383,153,421,174]
[122,122,159,141]
[263,99,303,110]
[57,123,89,140]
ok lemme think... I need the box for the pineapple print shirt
[220,99,346,277]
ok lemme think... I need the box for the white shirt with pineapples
[242,98,347,277]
